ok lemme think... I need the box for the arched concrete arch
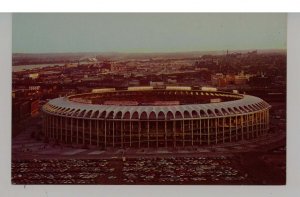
[200,109,208,117]
[175,111,183,119]
[149,111,157,120]
[77,110,86,117]
[131,111,139,120]
[84,110,93,118]
[166,111,174,120]
[114,111,122,119]
[157,111,166,120]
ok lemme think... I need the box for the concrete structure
[42,86,271,148]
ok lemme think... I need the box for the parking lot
[12,156,253,184]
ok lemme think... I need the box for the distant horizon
[13,13,287,54]
[12,48,287,55]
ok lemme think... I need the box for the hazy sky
[12,13,287,53]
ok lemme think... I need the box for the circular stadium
[41,86,271,148]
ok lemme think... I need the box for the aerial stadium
[41,86,271,149]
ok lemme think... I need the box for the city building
[42,86,271,148]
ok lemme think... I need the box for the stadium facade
[42,86,271,148]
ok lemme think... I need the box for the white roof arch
[42,91,271,119]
